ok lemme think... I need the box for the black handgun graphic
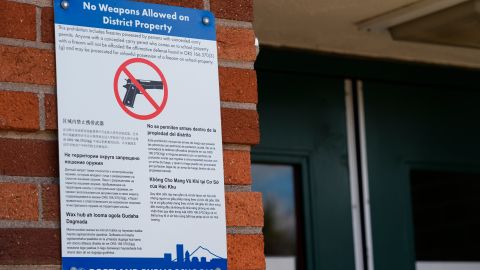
[123,79,164,108]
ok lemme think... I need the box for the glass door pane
[252,164,302,270]
[411,170,480,270]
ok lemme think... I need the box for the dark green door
[254,70,357,270]
[256,46,480,270]
[363,81,480,270]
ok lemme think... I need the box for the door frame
[252,150,313,270]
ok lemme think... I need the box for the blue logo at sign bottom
[63,244,227,270]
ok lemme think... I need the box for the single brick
[226,192,263,227]
[0,45,55,85]
[138,0,203,9]
[42,184,59,221]
[221,108,259,145]
[0,139,58,177]
[217,26,256,62]
[0,228,61,264]
[0,91,39,131]
[227,234,265,270]
[41,7,54,43]
[45,94,57,130]
[219,67,257,103]
[0,183,38,221]
[223,150,252,185]
[0,1,36,41]
[210,0,253,22]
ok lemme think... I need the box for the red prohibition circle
[114,58,169,120]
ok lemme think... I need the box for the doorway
[254,46,480,270]
[361,79,480,270]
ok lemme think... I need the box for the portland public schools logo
[158,244,227,270]
[114,58,169,120]
[65,244,225,270]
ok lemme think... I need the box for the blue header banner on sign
[53,0,216,40]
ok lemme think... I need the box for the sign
[54,0,227,269]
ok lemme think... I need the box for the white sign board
[54,0,227,269]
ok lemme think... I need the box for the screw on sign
[114,58,169,120]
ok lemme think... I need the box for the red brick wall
[0,0,264,269]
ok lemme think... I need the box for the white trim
[357,81,375,270]
[357,0,470,32]
[416,262,480,270]
[344,79,365,270]
[266,256,296,270]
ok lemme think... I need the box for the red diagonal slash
[114,58,168,120]
[122,67,161,111]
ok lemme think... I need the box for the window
[411,170,480,269]
[252,164,303,270]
